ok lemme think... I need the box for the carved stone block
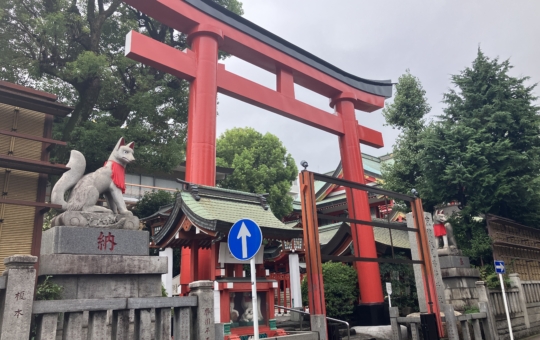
[41,226,149,256]
[51,211,139,230]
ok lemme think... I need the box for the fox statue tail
[51,150,86,211]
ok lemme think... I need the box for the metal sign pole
[386,282,392,308]
[229,219,263,340]
[499,273,514,340]
[251,256,259,340]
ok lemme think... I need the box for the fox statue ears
[114,137,135,150]
[114,137,125,150]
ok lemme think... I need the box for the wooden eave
[0,198,62,210]
[0,130,66,147]
[320,223,351,256]
[0,84,73,117]
[0,155,69,176]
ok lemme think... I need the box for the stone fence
[33,296,197,339]
[390,303,493,340]
[477,274,540,340]
[0,255,213,340]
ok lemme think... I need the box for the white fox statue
[50,137,139,229]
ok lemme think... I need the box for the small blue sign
[495,260,505,274]
[228,219,262,261]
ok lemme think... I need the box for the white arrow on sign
[237,222,252,259]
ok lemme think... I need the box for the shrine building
[0,81,71,272]
[143,153,412,318]
[144,181,302,337]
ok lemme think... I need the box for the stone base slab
[38,254,167,276]
[39,274,162,299]
[41,226,149,256]
[441,267,480,278]
[439,255,471,269]
[351,325,407,340]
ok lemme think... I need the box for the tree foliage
[0,0,243,172]
[301,262,358,320]
[216,127,298,219]
[379,254,418,312]
[381,70,432,207]
[383,50,540,262]
[132,190,175,219]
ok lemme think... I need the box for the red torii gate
[123,0,392,318]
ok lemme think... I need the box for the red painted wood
[334,96,384,304]
[299,171,327,320]
[183,28,223,283]
[122,0,386,112]
[125,31,383,148]
[123,0,389,310]
[277,66,295,98]
[412,199,444,336]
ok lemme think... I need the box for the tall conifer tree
[384,51,540,261]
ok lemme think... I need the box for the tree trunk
[62,77,102,141]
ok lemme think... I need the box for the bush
[132,190,176,218]
[379,254,418,313]
[477,264,511,289]
[36,276,63,301]
[301,262,358,320]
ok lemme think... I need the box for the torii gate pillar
[181,26,224,290]
[122,0,394,321]
[333,94,384,304]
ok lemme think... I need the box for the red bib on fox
[105,161,126,194]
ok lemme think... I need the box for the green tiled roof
[316,222,410,249]
[372,226,410,249]
[318,223,343,245]
[180,189,287,230]
[362,154,383,176]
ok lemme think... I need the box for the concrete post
[174,307,193,340]
[0,255,38,340]
[310,315,327,340]
[189,280,215,340]
[509,273,530,329]
[289,253,303,322]
[160,248,174,297]
[406,213,427,313]
[476,281,498,340]
[442,304,459,340]
[289,253,302,308]
[479,302,496,340]
[389,307,402,340]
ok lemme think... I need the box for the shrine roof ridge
[181,181,270,209]
[186,0,393,98]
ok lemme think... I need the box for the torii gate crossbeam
[123,0,393,326]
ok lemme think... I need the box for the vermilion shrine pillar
[180,25,224,291]
[332,93,385,304]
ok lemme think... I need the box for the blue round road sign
[228,219,262,261]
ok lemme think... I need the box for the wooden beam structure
[0,130,67,146]
[0,155,69,176]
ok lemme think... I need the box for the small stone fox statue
[51,137,135,216]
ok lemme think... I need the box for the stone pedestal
[38,226,166,300]
[439,255,480,312]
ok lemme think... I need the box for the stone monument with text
[39,138,166,300]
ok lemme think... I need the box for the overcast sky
[215,0,540,173]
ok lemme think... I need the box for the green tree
[301,262,358,320]
[216,127,298,219]
[383,51,540,262]
[132,190,175,219]
[0,0,243,172]
[381,70,433,208]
